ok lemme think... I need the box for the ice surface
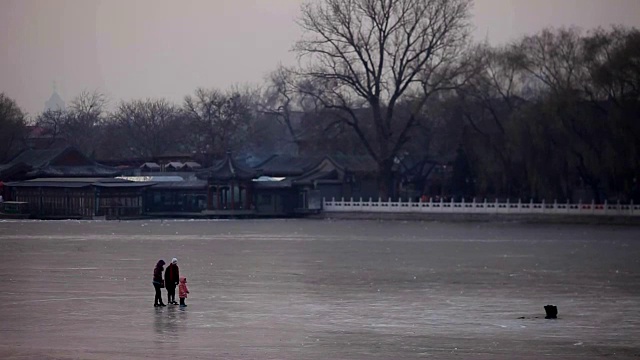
[0,219,639,359]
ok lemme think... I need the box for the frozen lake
[0,219,639,359]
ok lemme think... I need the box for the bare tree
[35,109,67,148]
[582,27,640,102]
[94,120,132,161]
[69,90,108,122]
[112,99,182,158]
[517,28,609,201]
[457,44,533,197]
[0,93,27,162]
[579,27,640,199]
[37,90,108,156]
[518,28,586,95]
[183,88,255,157]
[294,0,473,197]
[261,66,303,149]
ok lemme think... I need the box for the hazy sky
[1,0,639,117]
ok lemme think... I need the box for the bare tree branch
[294,0,472,196]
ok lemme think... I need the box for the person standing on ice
[152,259,166,307]
[178,276,189,307]
[164,258,180,305]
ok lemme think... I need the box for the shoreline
[2,211,639,226]
[312,211,640,226]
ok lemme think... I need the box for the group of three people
[153,258,189,307]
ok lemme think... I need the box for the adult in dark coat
[164,258,180,305]
[153,259,166,307]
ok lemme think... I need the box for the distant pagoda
[44,81,65,112]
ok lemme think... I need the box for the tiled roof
[0,162,29,179]
[6,177,153,188]
[293,168,341,185]
[3,147,120,179]
[197,152,257,181]
[253,155,322,176]
[166,162,185,169]
[27,165,120,178]
[183,161,202,169]
[140,162,161,169]
[8,147,68,168]
[254,154,378,176]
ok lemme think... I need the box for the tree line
[1,0,638,202]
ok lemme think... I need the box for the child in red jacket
[179,276,190,307]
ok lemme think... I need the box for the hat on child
[172,258,178,264]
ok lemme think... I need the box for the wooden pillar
[207,185,213,210]
[230,181,235,210]
[216,186,221,210]
[240,185,245,210]
[63,189,67,216]
[244,184,251,210]
[94,188,99,217]
[239,184,244,209]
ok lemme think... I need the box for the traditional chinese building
[1,147,154,219]
[2,147,418,219]
[0,146,119,182]
[6,177,153,219]
[196,152,258,216]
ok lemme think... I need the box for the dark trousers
[180,297,186,306]
[153,283,163,305]
[167,285,176,303]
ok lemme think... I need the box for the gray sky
[1,0,639,117]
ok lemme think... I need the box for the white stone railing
[322,198,640,216]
